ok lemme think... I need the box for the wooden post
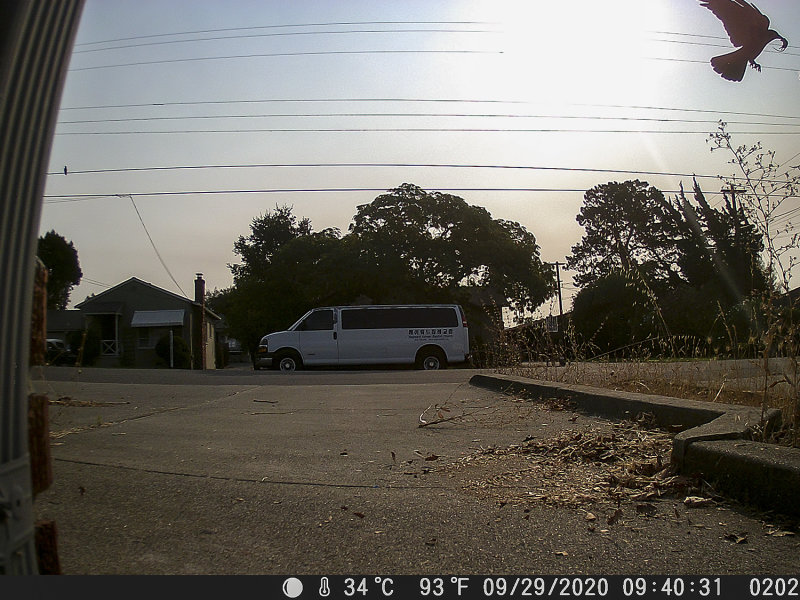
[27,395,52,497]
[34,520,60,575]
[29,259,47,367]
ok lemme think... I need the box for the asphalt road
[31,365,800,575]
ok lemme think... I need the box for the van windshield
[295,309,334,331]
[288,311,313,331]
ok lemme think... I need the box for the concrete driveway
[31,366,800,575]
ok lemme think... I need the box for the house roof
[76,277,191,308]
[75,276,221,320]
[78,301,124,315]
[130,309,185,328]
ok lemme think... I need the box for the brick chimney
[194,273,206,369]
[195,272,206,305]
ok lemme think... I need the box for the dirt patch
[439,418,705,516]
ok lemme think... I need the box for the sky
[40,0,800,319]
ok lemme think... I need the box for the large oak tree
[214,185,555,353]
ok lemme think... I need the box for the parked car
[46,338,77,366]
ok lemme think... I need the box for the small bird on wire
[700,0,788,81]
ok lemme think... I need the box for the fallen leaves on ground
[441,418,701,513]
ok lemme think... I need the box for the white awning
[130,310,185,328]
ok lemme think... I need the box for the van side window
[341,307,458,329]
[297,309,334,331]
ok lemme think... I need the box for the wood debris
[441,419,701,514]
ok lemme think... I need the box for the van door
[295,308,339,365]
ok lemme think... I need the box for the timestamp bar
[272,575,799,600]
[6,575,797,598]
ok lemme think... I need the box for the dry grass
[500,360,790,409]
[496,359,798,445]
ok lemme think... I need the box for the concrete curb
[469,373,800,518]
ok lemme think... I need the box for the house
[73,274,220,369]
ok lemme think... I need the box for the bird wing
[700,0,770,47]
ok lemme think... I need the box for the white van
[254,304,469,371]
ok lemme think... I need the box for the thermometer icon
[319,577,331,597]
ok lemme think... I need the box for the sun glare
[496,1,667,103]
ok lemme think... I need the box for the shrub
[155,333,191,369]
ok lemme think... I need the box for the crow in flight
[700,0,788,81]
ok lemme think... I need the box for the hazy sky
[41,0,800,316]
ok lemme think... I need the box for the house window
[138,328,153,349]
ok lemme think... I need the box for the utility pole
[723,183,746,252]
[723,183,746,217]
[545,261,567,366]
[553,262,564,318]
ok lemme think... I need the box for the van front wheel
[275,352,301,372]
[416,347,446,370]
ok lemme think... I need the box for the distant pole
[723,184,746,255]
[723,183,744,206]
[553,262,564,317]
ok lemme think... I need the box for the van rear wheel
[416,347,446,370]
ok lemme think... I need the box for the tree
[37,230,82,309]
[570,271,657,356]
[220,205,337,355]
[567,176,769,356]
[567,180,683,290]
[349,183,554,314]
[672,178,769,307]
[230,205,312,282]
[219,186,555,357]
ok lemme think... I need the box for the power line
[66,51,799,75]
[72,27,501,55]
[123,194,187,296]
[73,20,500,47]
[57,98,800,122]
[779,149,800,170]
[647,29,800,52]
[43,187,800,204]
[82,277,113,289]
[42,161,787,185]
[68,49,504,72]
[52,126,800,136]
[44,189,608,202]
[70,23,774,51]
[648,35,800,57]
[70,22,799,57]
[63,37,800,74]
[55,112,800,128]
[70,27,799,59]
[644,55,798,74]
